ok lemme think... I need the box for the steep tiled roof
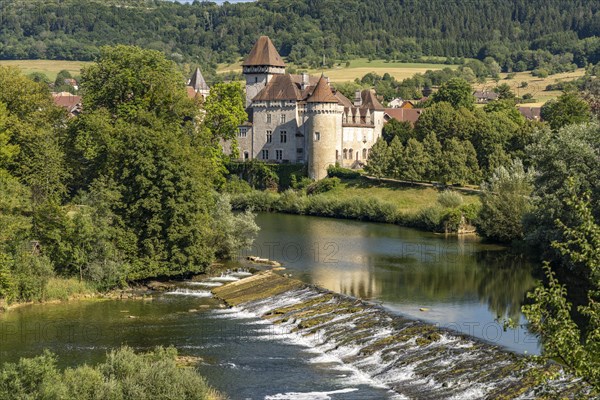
[361,89,385,111]
[243,36,286,67]
[307,75,338,103]
[334,90,353,108]
[188,67,209,92]
[52,93,81,109]
[253,74,301,101]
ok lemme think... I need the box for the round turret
[306,75,343,180]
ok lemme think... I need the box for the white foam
[164,289,212,297]
[187,281,223,287]
[264,388,359,400]
[209,275,240,282]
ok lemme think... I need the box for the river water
[0,213,541,399]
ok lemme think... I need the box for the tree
[402,138,427,181]
[382,119,414,145]
[440,138,480,185]
[493,83,516,100]
[541,91,592,130]
[387,136,406,179]
[522,182,600,392]
[430,78,475,110]
[365,138,390,179]
[80,45,196,124]
[203,82,247,142]
[422,132,443,181]
[525,122,600,268]
[477,159,534,242]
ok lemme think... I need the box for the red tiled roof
[253,74,301,101]
[384,108,423,125]
[307,75,338,103]
[52,93,81,109]
[243,36,286,67]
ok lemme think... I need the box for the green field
[319,178,480,215]
[0,60,89,80]
[474,69,587,106]
[217,58,458,82]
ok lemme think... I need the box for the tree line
[1,0,600,73]
[0,45,255,303]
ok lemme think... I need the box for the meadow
[0,59,89,80]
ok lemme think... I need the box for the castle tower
[243,36,286,107]
[187,67,210,99]
[306,75,343,180]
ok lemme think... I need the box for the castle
[234,36,385,180]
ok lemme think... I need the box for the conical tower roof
[188,67,209,92]
[243,36,286,67]
[307,75,338,103]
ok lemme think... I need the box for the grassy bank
[229,177,481,233]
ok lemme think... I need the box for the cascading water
[213,272,590,400]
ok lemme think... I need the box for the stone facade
[234,36,385,180]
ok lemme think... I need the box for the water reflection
[247,213,540,353]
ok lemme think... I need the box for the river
[0,213,540,399]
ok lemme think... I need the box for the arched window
[343,149,348,159]
[362,148,367,159]
[349,149,353,159]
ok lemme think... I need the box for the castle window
[267,114,272,124]
[244,151,249,160]
[314,132,320,141]
[349,149,353,159]
[280,131,287,143]
[343,149,348,159]
[297,148,303,153]
[255,77,258,83]
[238,128,247,138]
[362,148,367,159]
[280,114,286,124]
[261,149,269,160]
[275,149,283,161]
[266,130,273,143]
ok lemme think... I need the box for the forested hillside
[1,0,600,72]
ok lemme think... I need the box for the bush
[327,165,361,179]
[436,190,464,208]
[221,175,252,194]
[415,205,445,231]
[0,347,223,400]
[306,177,340,195]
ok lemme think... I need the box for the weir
[213,271,589,399]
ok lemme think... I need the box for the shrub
[436,190,464,208]
[229,190,279,211]
[0,347,223,400]
[306,177,340,195]
[221,175,252,194]
[44,278,96,301]
[327,165,361,179]
[416,205,445,231]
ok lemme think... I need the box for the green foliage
[431,78,475,110]
[203,82,247,142]
[525,122,600,266]
[210,195,259,260]
[306,177,341,195]
[437,191,464,209]
[327,164,361,179]
[0,347,222,400]
[364,138,390,179]
[541,91,592,130]
[382,119,415,145]
[522,184,600,392]
[477,159,534,243]
[81,45,195,124]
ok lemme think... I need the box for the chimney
[301,72,309,90]
[354,90,362,107]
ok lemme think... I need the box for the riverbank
[212,271,591,399]
[229,177,481,233]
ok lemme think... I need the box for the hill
[1,0,600,83]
